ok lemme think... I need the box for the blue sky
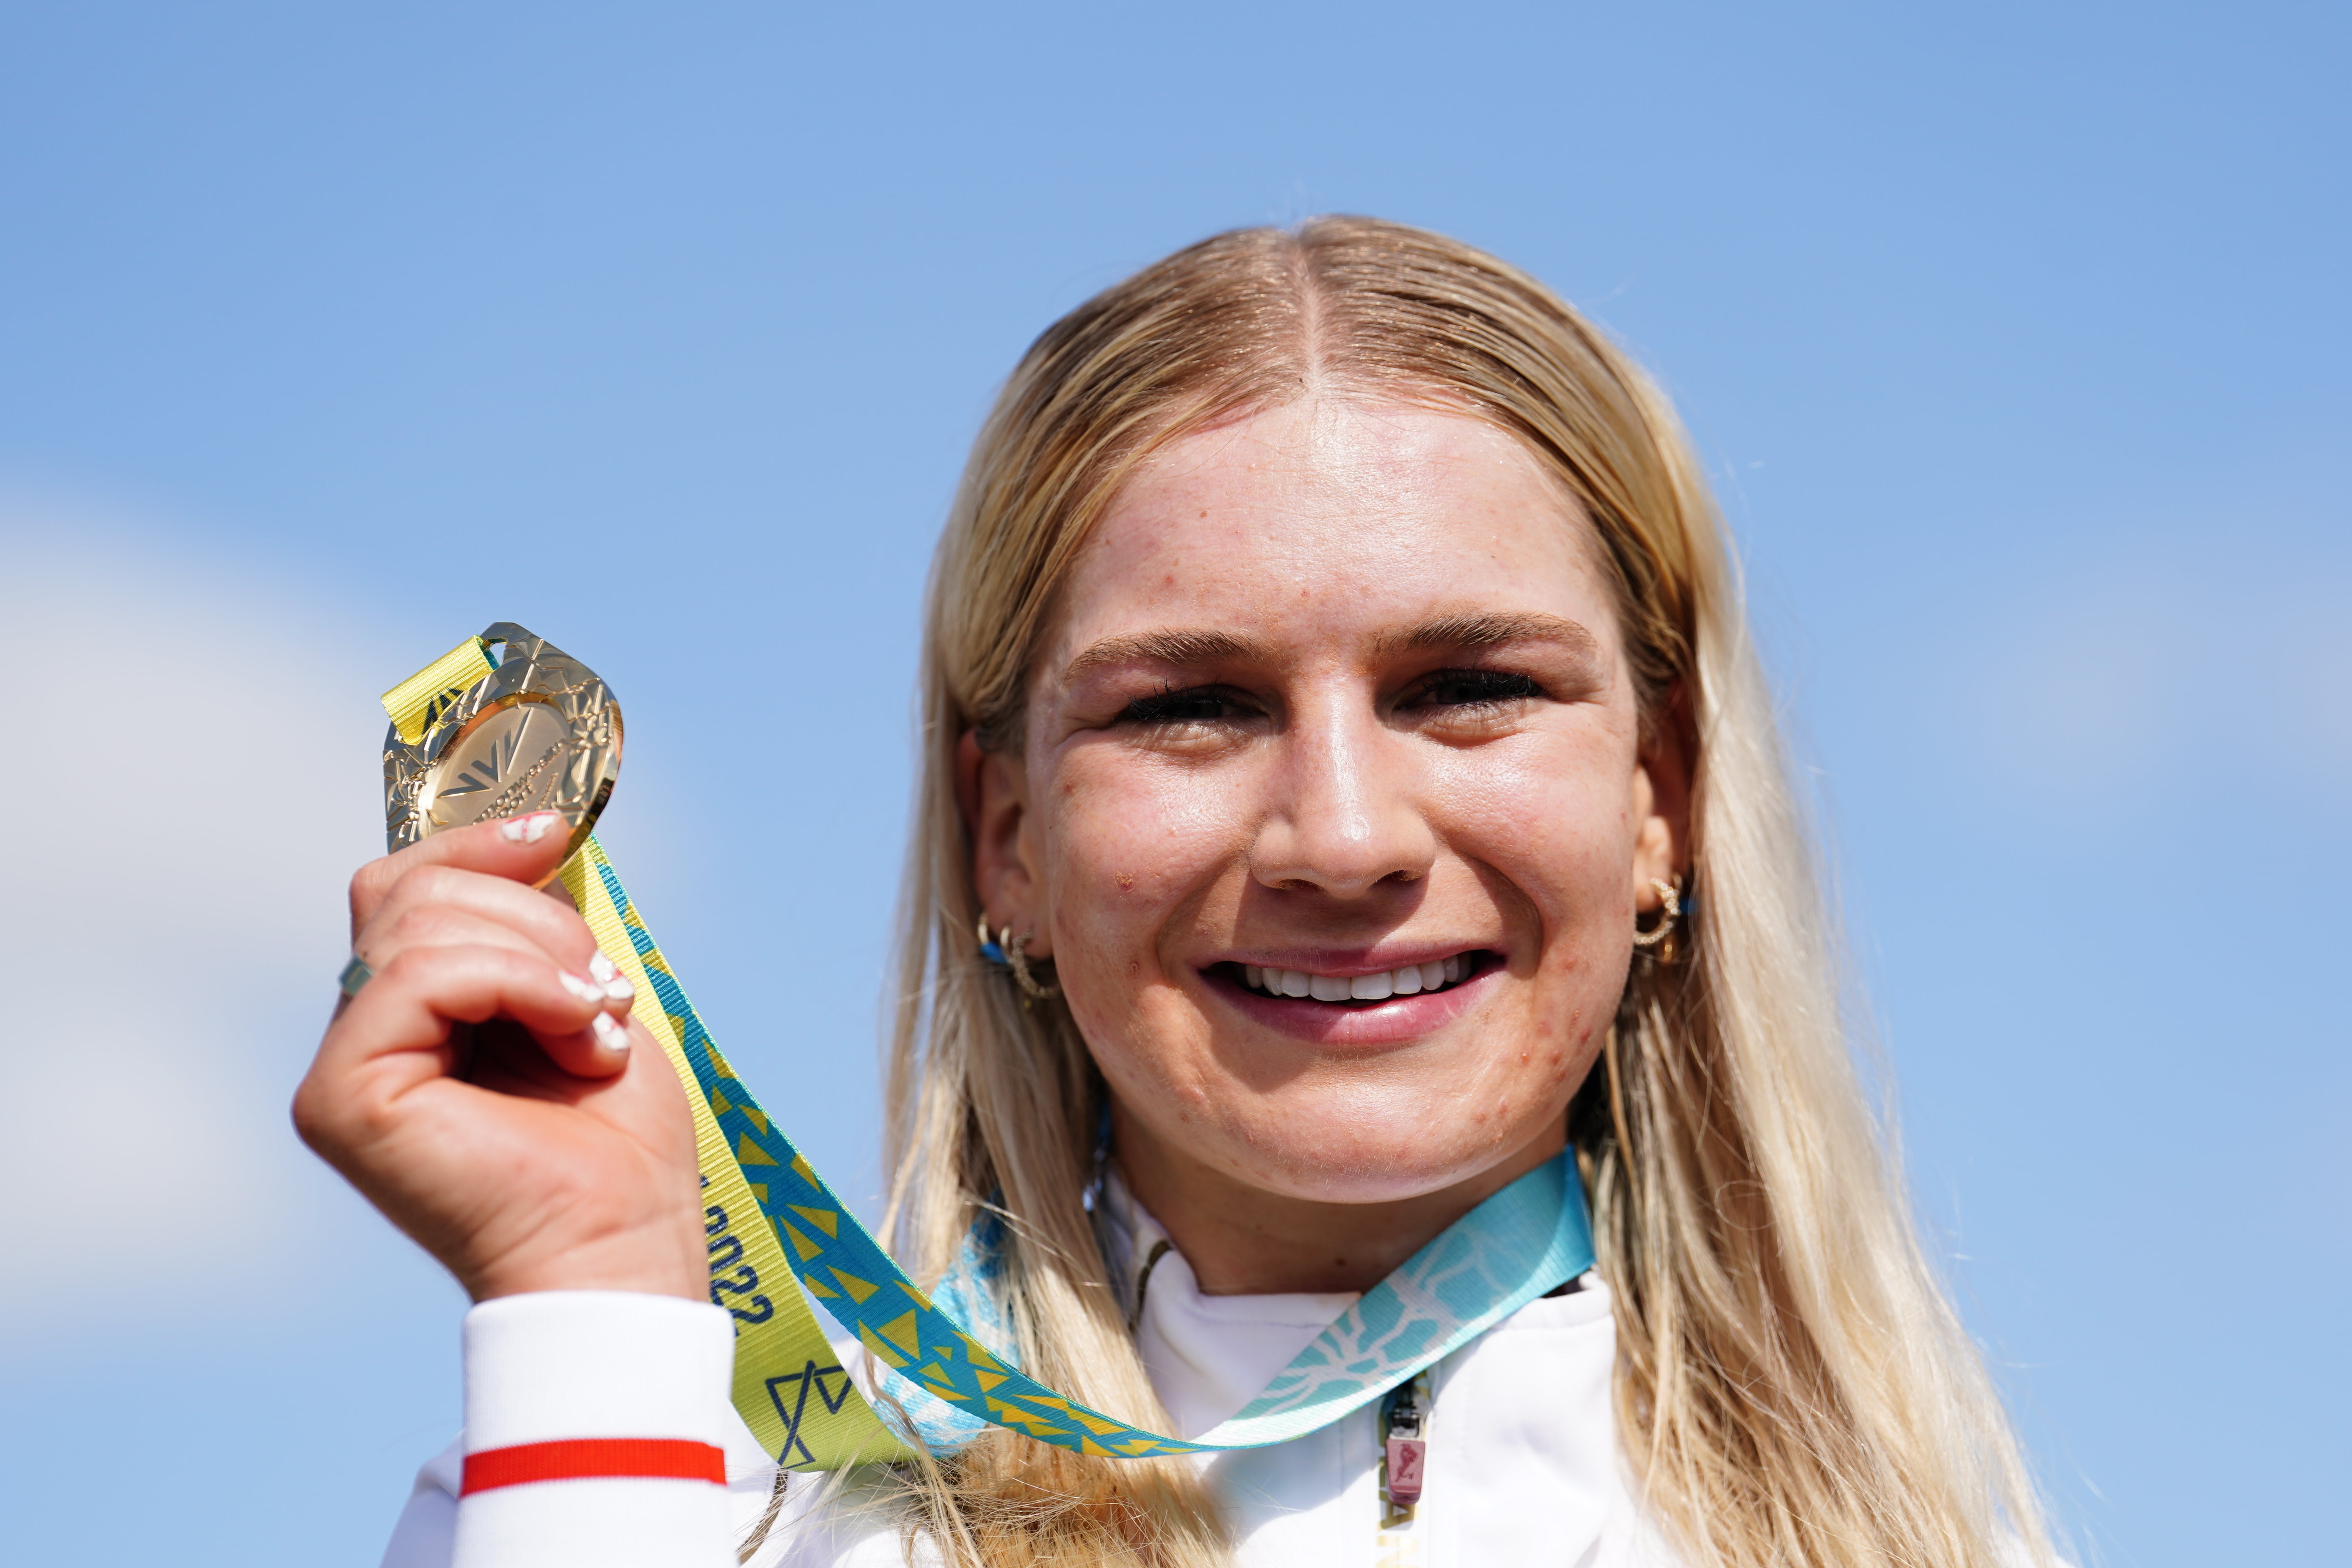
[1,5,2344,1564]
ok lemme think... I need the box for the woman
[301,218,2055,1568]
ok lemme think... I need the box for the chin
[1231,1119,1541,1206]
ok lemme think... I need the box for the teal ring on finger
[338,955,374,997]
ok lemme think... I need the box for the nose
[1250,686,1437,899]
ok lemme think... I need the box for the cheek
[1038,753,1250,975]
[1452,769,1628,1080]
[1038,758,1249,1096]
[1428,737,1641,939]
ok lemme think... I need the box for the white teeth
[1243,956,1479,1001]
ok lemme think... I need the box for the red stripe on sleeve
[461,1437,728,1495]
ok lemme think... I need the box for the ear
[958,729,1052,956]
[1630,680,1694,913]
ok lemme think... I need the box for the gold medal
[381,621,621,862]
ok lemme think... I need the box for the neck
[1110,1113,1568,1296]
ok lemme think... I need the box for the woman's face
[972,397,1682,1211]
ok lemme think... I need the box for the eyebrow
[1060,611,1598,684]
[1061,628,1262,682]
[1372,610,1601,659]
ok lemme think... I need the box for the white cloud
[0,506,396,1320]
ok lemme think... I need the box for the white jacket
[381,1191,1681,1568]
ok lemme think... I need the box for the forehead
[1046,398,1619,665]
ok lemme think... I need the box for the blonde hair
[870,218,2052,1568]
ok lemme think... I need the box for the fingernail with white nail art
[589,950,619,984]
[498,811,561,844]
[603,974,635,1005]
[558,971,603,1005]
[591,1011,630,1053]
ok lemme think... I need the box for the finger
[361,860,605,976]
[349,811,575,935]
[309,943,630,1121]
[359,880,638,1016]
[360,905,636,1022]
[358,901,561,971]
[583,946,639,1014]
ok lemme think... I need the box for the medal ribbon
[385,639,1594,1471]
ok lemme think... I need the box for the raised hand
[293,812,706,1303]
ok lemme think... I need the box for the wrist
[466,1227,708,1305]
[474,1270,706,1305]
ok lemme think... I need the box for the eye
[1402,668,1546,711]
[1118,684,1254,726]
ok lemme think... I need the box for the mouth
[1213,951,1496,1006]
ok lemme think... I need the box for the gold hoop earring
[1004,931,1059,1002]
[976,912,1061,1002]
[1631,876,1682,959]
